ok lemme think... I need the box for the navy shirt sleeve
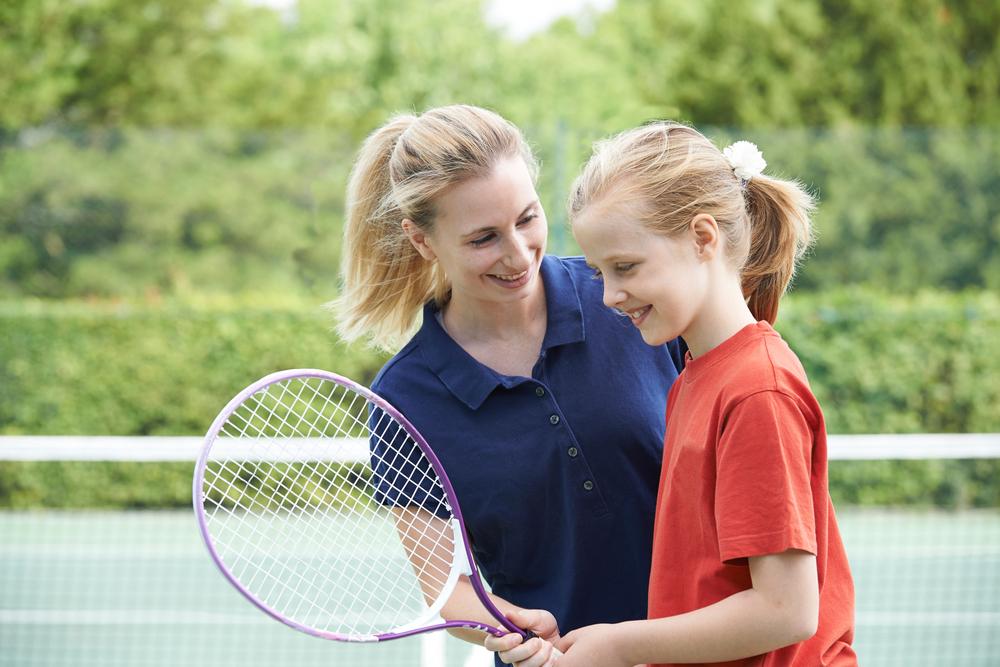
[367,403,450,519]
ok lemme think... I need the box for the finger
[507,609,558,637]
[507,638,553,667]
[554,631,577,653]
[498,637,549,665]
[484,632,524,654]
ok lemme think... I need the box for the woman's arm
[557,549,819,667]
[391,507,560,661]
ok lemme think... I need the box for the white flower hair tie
[723,140,766,186]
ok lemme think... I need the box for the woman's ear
[689,214,720,261]
[401,219,437,261]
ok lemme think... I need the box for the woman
[334,105,685,666]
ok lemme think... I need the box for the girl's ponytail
[569,123,815,325]
[741,176,814,323]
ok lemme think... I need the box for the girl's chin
[638,322,676,347]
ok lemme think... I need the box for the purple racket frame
[193,368,527,643]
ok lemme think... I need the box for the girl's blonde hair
[568,122,814,324]
[332,105,537,350]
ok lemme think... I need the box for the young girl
[554,122,856,666]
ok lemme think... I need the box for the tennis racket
[193,368,536,644]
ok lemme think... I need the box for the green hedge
[0,298,386,435]
[1,290,998,509]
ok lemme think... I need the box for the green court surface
[1,509,998,666]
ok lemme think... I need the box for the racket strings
[200,376,461,638]
[211,382,433,629]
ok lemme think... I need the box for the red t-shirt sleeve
[715,390,818,564]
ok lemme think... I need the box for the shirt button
[549,414,560,425]
[567,446,578,458]
[583,480,594,491]
[535,386,545,397]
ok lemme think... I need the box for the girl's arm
[557,549,819,667]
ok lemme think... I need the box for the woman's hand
[484,608,561,666]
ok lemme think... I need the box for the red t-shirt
[647,322,856,667]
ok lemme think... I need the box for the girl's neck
[682,282,758,359]
[442,281,547,346]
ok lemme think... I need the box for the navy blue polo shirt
[371,255,685,639]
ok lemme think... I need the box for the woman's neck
[441,281,548,346]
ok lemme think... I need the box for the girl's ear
[401,219,437,261]
[689,214,720,261]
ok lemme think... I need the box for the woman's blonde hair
[568,122,814,324]
[332,105,537,350]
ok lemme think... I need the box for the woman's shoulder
[370,336,428,395]
[550,255,594,281]
[548,254,608,311]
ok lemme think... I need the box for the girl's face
[405,156,547,308]
[572,202,710,347]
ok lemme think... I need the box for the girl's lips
[628,305,652,327]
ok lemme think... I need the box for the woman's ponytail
[333,114,440,351]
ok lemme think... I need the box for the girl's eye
[616,263,636,274]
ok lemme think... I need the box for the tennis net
[0,435,997,666]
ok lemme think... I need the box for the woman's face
[405,156,548,307]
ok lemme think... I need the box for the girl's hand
[484,608,561,666]
[555,623,634,667]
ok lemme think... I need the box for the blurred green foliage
[1,291,997,508]
[0,298,386,435]
[2,126,997,298]
[1,0,998,509]
[2,0,998,297]
[3,291,997,436]
[3,0,998,130]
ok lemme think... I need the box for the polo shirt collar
[417,255,586,410]
[539,254,586,350]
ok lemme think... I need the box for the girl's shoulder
[726,332,821,426]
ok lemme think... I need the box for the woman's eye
[517,213,537,226]
[471,233,496,247]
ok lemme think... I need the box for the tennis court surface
[1,436,998,665]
